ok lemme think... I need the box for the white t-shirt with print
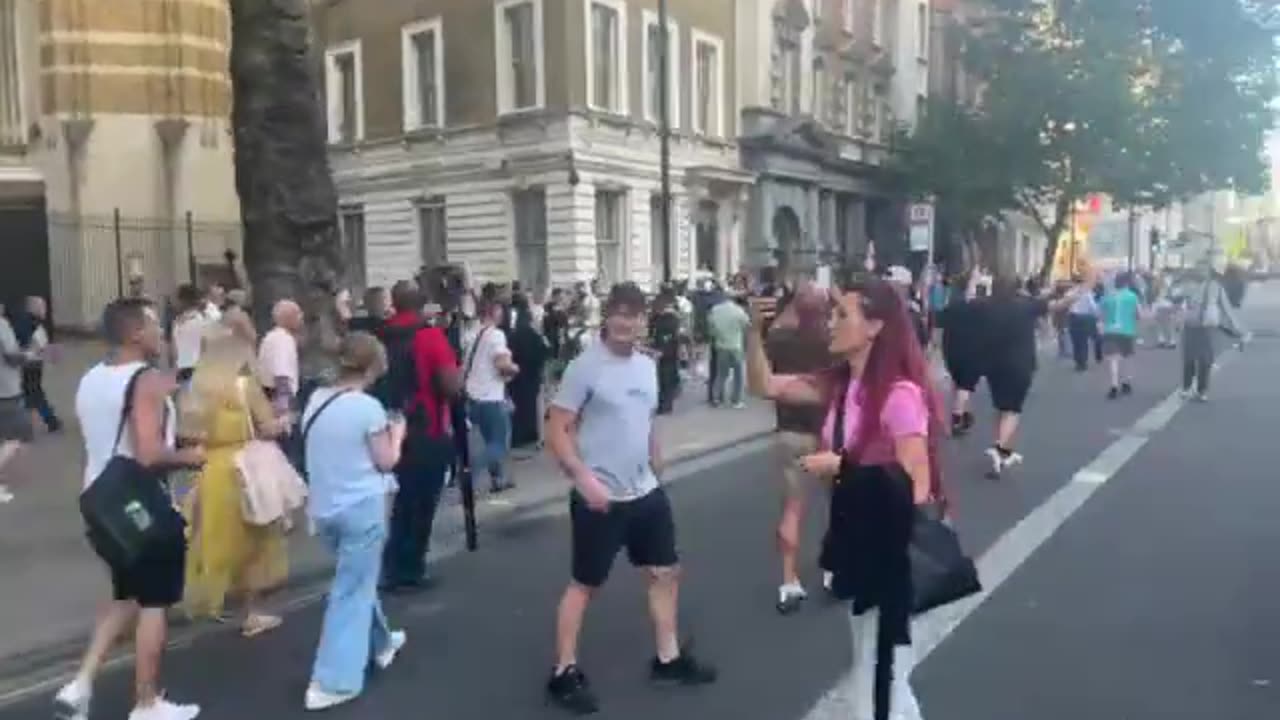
[462,326,511,403]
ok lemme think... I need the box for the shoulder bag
[234,378,308,526]
[297,389,352,481]
[80,368,186,568]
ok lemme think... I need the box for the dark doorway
[772,205,802,276]
[696,200,720,275]
[0,198,51,324]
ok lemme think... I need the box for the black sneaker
[961,412,975,433]
[546,665,599,715]
[1121,382,1133,396]
[949,414,966,436]
[1107,386,1119,400]
[650,650,718,687]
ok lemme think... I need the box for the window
[586,0,627,113]
[339,206,367,292]
[0,0,26,148]
[594,190,626,286]
[513,188,549,293]
[495,0,545,113]
[691,31,724,137]
[417,196,447,269]
[325,42,364,144]
[845,74,859,135]
[812,59,826,122]
[643,12,679,127]
[774,27,801,116]
[917,3,928,59]
[401,19,444,131]
[843,0,855,33]
[872,0,883,47]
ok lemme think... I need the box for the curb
[0,427,776,704]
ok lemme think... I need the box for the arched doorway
[772,206,801,276]
[696,200,720,275]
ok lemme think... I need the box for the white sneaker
[54,678,91,720]
[822,571,834,591]
[127,696,201,720]
[375,630,407,670]
[732,402,746,410]
[305,684,358,711]
[1179,388,1194,399]
[0,484,13,503]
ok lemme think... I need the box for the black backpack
[373,322,426,418]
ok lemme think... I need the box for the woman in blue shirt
[301,333,408,711]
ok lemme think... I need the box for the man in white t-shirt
[258,300,303,408]
[462,299,519,492]
[170,285,208,385]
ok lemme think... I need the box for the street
[2,288,1275,719]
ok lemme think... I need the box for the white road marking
[799,354,1234,719]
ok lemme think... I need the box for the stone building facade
[312,0,752,294]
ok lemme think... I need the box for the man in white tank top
[56,298,206,720]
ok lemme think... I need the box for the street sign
[909,202,934,253]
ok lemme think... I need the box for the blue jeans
[712,347,744,406]
[468,399,510,485]
[311,496,395,695]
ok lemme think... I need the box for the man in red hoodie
[378,281,462,592]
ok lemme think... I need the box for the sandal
[241,614,283,638]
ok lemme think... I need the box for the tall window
[812,59,826,123]
[643,13,678,126]
[0,0,24,148]
[845,74,859,136]
[402,19,444,130]
[843,0,855,34]
[692,32,723,136]
[594,190,625,286]
[872,0,883,47]
[588,1,626,113]
[417,196,447,269]
[325,42,363,144]
[339,206,367,292]
[774,25,801,116]
[496,0,544,113]
[513,188,549,293]
[649,194,670,284]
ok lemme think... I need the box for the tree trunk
[1035,195,1073,286]
[228,0,344,382]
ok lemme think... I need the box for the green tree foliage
[899,0,1277,279]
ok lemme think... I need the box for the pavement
[1,287,1276,719]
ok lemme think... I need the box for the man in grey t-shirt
[542,283,716,715]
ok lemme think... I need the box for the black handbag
[910,503,982,614]
[80,368,186,569]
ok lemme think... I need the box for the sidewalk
[0,340,775,674]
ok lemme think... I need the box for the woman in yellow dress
[180,324,291,637]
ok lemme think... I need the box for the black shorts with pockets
[570,486,678,588]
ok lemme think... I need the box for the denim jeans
[467,399,510,484]
[712,347,745,406]
[311,496,395,695]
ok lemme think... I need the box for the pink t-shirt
[821,379,929,465]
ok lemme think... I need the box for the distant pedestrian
[463,298,518,493]
[508,294,548,449]
[544,282,717,715]
[649,287,682,414]
[1100,273,1142,399]
[171,285,210,385]
[0,303,32,503]
[938,273,987,436]
[301,333,408,711]
[12,296,62,434]
[1173,263,1245,402]
[1066,275,1102,372]
[707,291,751,408]
[57,297,206,720]
[257,300,303,411]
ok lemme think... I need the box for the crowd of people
[0,252,1244,720]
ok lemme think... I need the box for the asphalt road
[1,299,1274,720]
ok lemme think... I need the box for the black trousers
[1182,325,1215,394]
[21,365,59,430]
[1068,313,1101,371]
[383,434,454,586]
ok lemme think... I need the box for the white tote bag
[234,378,308,526]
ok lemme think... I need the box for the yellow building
[0,0,241,329]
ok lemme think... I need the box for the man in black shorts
[543,283,716,715]
[979,277,1052,478]
[56,299,205,720]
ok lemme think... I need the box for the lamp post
[658,0,673,283]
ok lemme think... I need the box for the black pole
[186,210,197,284]
[658,0,672,283]
[113,208,124,298]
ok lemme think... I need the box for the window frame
[494,0,546,115]
[641,10,680,129]
[401,17,445,132]
[845,73,859,136]
[689,29,725,138]
[416,195,448,269]
[594,188,627,286]
[339,204,368,292]
[811,58,826,123]
[584,0,629,115]
[324,40,365,145]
